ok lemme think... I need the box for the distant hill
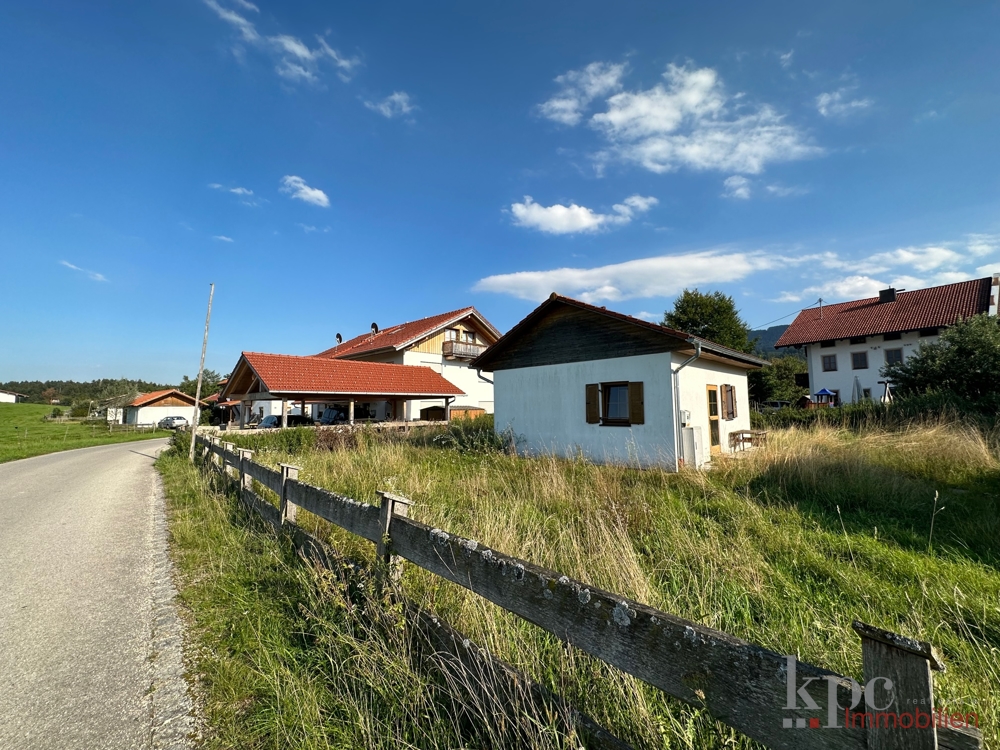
[750,325,802,359]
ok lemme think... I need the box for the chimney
[879,288,897,303]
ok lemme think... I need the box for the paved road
[0,440,193,750]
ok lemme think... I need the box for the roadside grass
[0,403,172,463]
[158,446,587,749]
[220,422,1000,749]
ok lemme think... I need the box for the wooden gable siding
[485,305,686,371]
[146,395,193,407]
[411,317,497,354]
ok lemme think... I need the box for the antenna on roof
[371,322,379,335]
[818,298,823,319]
[335,333,342,345]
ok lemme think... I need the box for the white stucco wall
[0,392,17,404]
[673,354,753,455]
[492,353,677,467]
[402,350,494,418]
[125,405,197,425]
[804,331,935,401]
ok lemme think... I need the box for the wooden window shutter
[628,381,644,424]
[722,384,737,420]
[585,384,600,424]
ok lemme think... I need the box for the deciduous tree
[663,289,755,353]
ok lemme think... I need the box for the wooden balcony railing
[442,340,487,360]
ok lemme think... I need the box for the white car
[158,416,189,430]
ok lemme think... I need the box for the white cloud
[722,175,751,199]
[509,194,657,234]
[975,263,999,278]
[280,175,330,207]
[229,186,253,196]
[60,260,108,282]
[779,50,794,69]
[863,246,963,273]
[577,63,821,174]
[766,183,809,197]
[474,248,804,303]
[634,311,662,322]
[213,235,234,242]
[967,233,1000,257]
[364,91,415,119]
[203,1,360,84]
[538,61,626,126]
[816,87,873,117]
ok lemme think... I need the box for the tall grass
[172,424,1000,748]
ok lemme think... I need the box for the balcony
[442,340,487,360]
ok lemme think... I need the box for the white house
[776,276,999,403]
[312,306,501,421]
[123,389,202,425]
[0,389,26,404]
[470,294,767,470]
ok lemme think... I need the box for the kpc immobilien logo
[783,656,978,731]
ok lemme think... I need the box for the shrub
[430,414,521,454]
[227,426,317,455]
[50,407,63,418]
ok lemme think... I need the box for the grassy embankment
[160,420,1000,749]
[0,402,172,464]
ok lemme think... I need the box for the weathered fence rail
[194,434,983,750]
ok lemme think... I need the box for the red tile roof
[129,389,201,407]
[775,278,994,348]
[314,307,500,359]
[239,352,464,397]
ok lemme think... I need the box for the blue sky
[2,1,999,382]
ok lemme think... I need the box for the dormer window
[445,328,459,341]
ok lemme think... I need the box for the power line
[750,299,822,331]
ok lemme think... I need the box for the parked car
[158,416,189,430]
[317,407,348,425]
[254,414,315,429]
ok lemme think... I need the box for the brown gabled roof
[775,278,994,348]
[470,294,768,371]
[315,307,501,359]
[228,352,464,398]
[128,389,202,407]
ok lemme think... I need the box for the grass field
[161,421,1000,749]
[0,403,172,463]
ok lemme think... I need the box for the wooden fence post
[377,491,413,582]
[853,620,944,750]
[221,442,235,478]
[279,463,300,525]
[237,448,254,491]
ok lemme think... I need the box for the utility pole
[188,283,215,462]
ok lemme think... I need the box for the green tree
[748,356,809,404]
[883,314,1000,407]
[663,289,755,352]
[178,369,222,397]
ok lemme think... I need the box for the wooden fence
[193,434,983,750]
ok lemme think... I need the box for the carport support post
[853,621,943,750]
[239,402,247,430]
[281,399,288,429]
[348,399,355,425]
[278,463,299,525]
[376,491,413,583]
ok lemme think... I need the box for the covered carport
[220,351,465,428]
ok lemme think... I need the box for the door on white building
[706,385,721,454]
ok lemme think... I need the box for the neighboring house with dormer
[313,307,501,421]
[775,276,999,403]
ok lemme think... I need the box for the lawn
[162,421,1000,749]
[0,402,173,463]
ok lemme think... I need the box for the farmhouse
[0,389,26,404]
[776,275,999,403]
[220,352,464,428]
[471,294,767,469]
[313,307,500,420]
[123,389,202,425]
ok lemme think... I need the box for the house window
[851,352,868,370]
[918,327,939,337]
[820,340,836,348]
[849,336,866,345]
[884,348,903,366]
[883,332,902,341]
[462,330,476,343]
[585,382,645,426]
[862,388,872,399]
[445,328,459,341]
[822,354,837,372]
[720,384,738,420]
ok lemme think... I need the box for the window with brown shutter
[585,383,600,424]
[628,381,644,424]
[721,384,737,420]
